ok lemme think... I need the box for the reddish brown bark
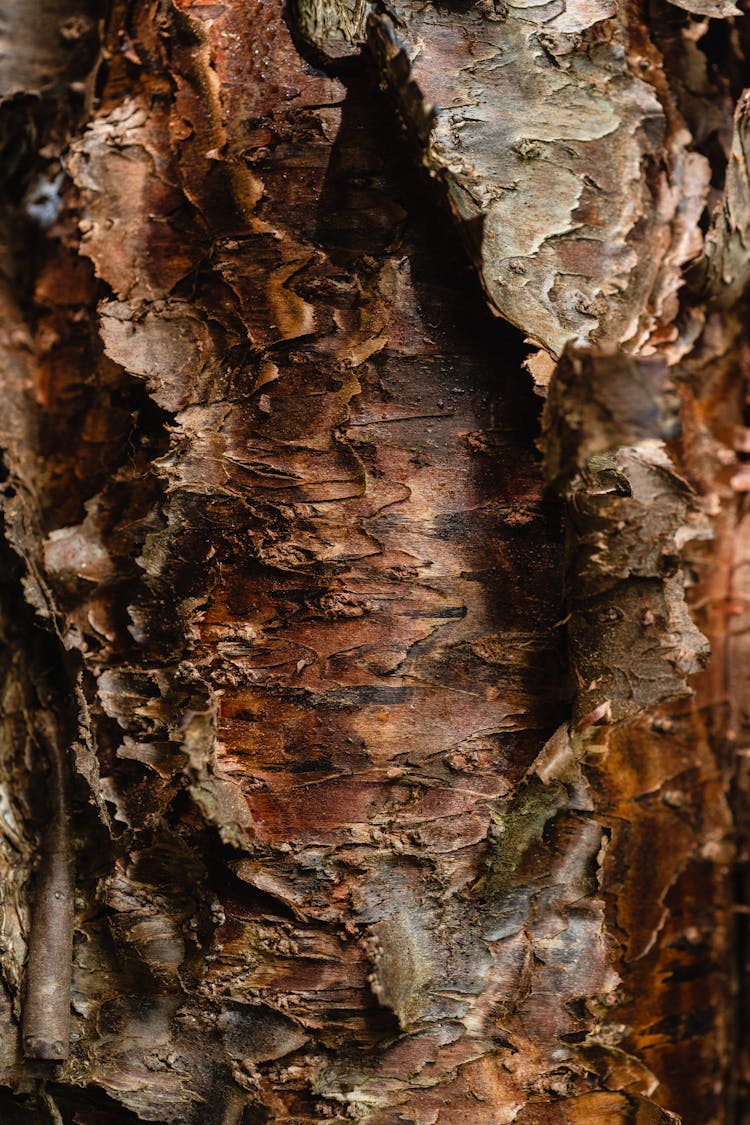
[0,0,746,1122]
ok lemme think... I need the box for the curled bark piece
[22,715,74,1060]
[543,348,711,722]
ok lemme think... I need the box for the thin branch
[22,712,74,1061]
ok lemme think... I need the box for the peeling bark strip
[0,0,745,1121]
[543,348,711,722]
[696,88,750,305]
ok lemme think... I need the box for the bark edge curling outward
[543,347,711,724]
[291,0,711,364]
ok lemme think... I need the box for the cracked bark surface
[0,0,747,1122]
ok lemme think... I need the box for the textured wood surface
[0,0,746,1122]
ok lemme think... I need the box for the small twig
[22,713,74,1061]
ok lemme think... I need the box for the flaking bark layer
[0,0,746,1122]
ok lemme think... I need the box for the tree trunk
[0,0,746,1122]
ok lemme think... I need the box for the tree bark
[0,0,746,1122]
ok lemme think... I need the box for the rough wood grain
[0,0,745,1121]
